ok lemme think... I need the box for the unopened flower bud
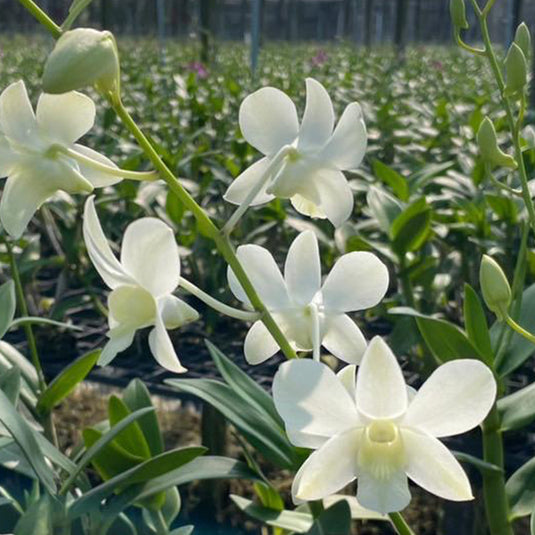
[480,255,511,321]
[504,43,528,97]
[477,117,517,169]
[450,0,469,30]
[42,28,120,96]
[514,23,531,61]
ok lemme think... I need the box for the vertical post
[375,0,383,44]
[352,0,359,42]
[364,0,373,47]
[336,0,346,40]
[394,0,407,54]
[157,0,166,60]
[200,0,212,63]
[251,0,261,76]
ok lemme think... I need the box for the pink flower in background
[311,50,328,67]
[188,61,209,79]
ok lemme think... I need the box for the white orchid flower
[82,196,198,373]
[227,230,388,365]
[223,78,367,230]
[273,337,496,514]
[0,80,153,239]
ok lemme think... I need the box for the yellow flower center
[358,420,406,481]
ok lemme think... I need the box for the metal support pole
[251,0,261,75]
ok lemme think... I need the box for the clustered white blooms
[0,80,123,238]
[0,73,498,517]
[273,337,496,513]
[83,196,198,373]
[228,230,389,365]
[224,78,367,227]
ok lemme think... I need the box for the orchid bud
[42,28,120,96]
[514,23,531,60]
[477,117,517,169]
[450,0,469,30]
[480,255,511,321]
[504,43,528,97]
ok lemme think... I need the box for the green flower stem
[180,278,261,321]
[477,13,535,237]
[5,240,59,446]
[481,404,513,535]
[17,0,62,38]
[110,96,297,360]
[62,146,160,181]
[388,512,416,535]
[5,240,46,392]
[505,314,535,345]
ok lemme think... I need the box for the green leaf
[14,494,53,535]
[507,456,535,518]
[122,379,163,457]
[494,283,535,376]
[366,186,403,236]
[0,389,56,493]
[306,500,352,535]
[0,367,21,406]
[166,378,296,469]
[83,427,145,481]
[60,406,155,494]
[70,446,205,512]
[206,340,283,428]
[372,160,409,201]
[108,396,152,460]
[498,382,535,432]
[70,456,260,520]
[231,494,313,533]
[36,349,100,415]
[390,307,482,362]
[463,284,494,365]
[0,341,39,394]
[0,280,15,339]
[485,194,518,223]
[391,198,431,256]
[452,451,502,474]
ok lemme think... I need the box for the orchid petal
[0,135,16,177]
[290,194,326,219]
[292,428,361,503]
[158,295,199,329]
[403,359,496,437]
[322,251,389,312]
[336,364,357,399]
[223,157,275,206]
[239,87,299,156]
[356,337,408,419]
[321,102,367,171]
[298,78,335,151]
[83,196,133,289]
[243,320,279,365]
[99,327,135,366]
[121,217,181,297]
[322,314,367,364]
[228,244,289,309]
[36,92,95,146]
[273,359,361,442]
[284,230,321,305]
[148,311,187,373]
[0,161,91,239]
[73,144,123,187]
[311,169,354,227]
[0,80,37,145]
[403,428,473,501]
[356,470,410,514]
[108,285,157,329]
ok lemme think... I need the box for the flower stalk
[179,278,261,322]
[17,0,61,38]
[388,512,416,535]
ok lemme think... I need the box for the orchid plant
[0,0,534,534]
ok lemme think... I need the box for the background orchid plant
[0,0,534,534]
